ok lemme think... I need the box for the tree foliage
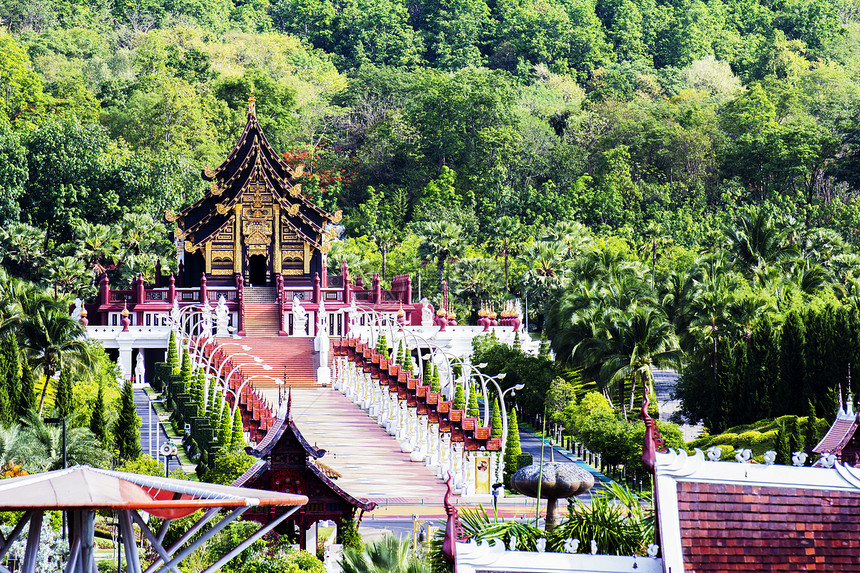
[114,379,142,461]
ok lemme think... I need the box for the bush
[516,452,533,470]
[339,516,363,552]
[752,430,777,447]
[202,446,257,485]
[572,391,683,477]
[737,431,760,444]
[117,455,163,477]
[245,549,325,573]
[472,339,561,420]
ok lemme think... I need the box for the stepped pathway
[263,385,449,503]
[218,301,318,388]
[213,287,447,502]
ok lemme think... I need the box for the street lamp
[218,363,273,416]
[214,353,263,382]
[147,396,167,458]
[180,310,210,353]
[202,342,252,391]
[349,305,400,351]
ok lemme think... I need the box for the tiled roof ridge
[657,448,860,572]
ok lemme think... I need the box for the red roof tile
[677,481,860,571]
[813,414,858,455]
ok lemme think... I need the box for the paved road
[133,386,183,475]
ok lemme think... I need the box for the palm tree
[490,216,524,293]
[542,221,592,260]
[374,228,399,282]
[340,536,429,573]
[73,220,120,281]
[454,257,503,312]
[679,265,737,380]
[417,221,464,293]
[575,305,680,414]
[17,410,110,471]
[723,207,798,275]
[0,223,47,282]
[46,256,88,299]
[18,305,93,415]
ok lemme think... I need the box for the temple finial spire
[838,382,845,416]
[248,91,256,118]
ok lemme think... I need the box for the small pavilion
[811,395,860,467]
[233,395,377,547]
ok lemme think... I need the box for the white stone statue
[201,299,213,341]
[170,299,180,331]
[734,448,752,464]
[346,301,358,331]
[215,295,230,337]
[820,452,837,468]
[792,451,808,467]
[317,299,328,334]
[420,298,433,327]
[564,538,579,553]
[536,538,546,553]
[292,295,308,335]
[706,446,723,462]
[71,298,82,320]
[763,450,777,466]
[315,300,332,385]
[135,352,145,384]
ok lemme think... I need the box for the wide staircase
[214,286,448,503]
[218,291,318,389]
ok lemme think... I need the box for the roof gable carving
[170,98,337,251]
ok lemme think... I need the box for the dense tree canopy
[0,0,857,437]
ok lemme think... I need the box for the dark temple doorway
[249,254,268,286]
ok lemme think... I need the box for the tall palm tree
[491,216,523,293]
[374,228,399,282]
[18,305,93,415]
[679,268,737,379]
[417,221,464,293]
[574,305,680,414]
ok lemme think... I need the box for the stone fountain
[510,447,594,530]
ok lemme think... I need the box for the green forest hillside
[2,0,860,429]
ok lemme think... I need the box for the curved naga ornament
[442,472,464,570]
[641,379,667,473]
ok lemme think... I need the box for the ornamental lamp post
[215,362,273,416]
[214,353,263,383]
